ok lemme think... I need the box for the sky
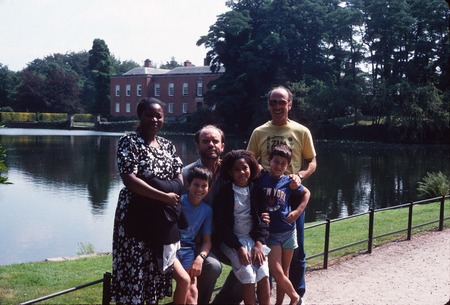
[0,0,230,72]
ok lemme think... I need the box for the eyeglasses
[269,100,288,107]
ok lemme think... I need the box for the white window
[115,85,120,96]
[137,84,142,96]
[168,82,174,96]
[182,102,188,113]
[168,102,174,113]
[154,83,160,96]
[182,82,188,96]
[126,84,131,96]
[115,102,120,113]
[126,102,131,113]
[197,81,203,96]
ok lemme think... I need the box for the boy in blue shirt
[258,144,311,305]
[176,165,213,304]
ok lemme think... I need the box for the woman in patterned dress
[111,98,188,304]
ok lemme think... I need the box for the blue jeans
[289,211,306,297]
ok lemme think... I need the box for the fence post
[323,219,331,269]
[438,195,445,231]
[368,208,374,254]
[102,272,112,305]
[407,202,413,240]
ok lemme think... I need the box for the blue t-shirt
[257,170,304,233]
[179,194,213,249]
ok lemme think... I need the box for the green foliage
[0,112,36,122]
[417,172,450,198]
[76,242,95,255]
[88,39,113,117]
[73,113,95,122]
[39,113,68,122]
[0,144,11,184]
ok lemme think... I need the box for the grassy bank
[1,200,448,305]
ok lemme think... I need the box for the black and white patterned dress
[111,131,183,304]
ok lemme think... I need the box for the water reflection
[0,129,449,265]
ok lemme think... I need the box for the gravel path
[301,228,450,305]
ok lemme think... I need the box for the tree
[159,57,183,69]
[88,39,113,117]
[0,64,18,109]
[14,55,84,113]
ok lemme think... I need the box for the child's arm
[188,234,212,278]
[285,186,311,224]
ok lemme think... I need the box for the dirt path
[301,228,450,305]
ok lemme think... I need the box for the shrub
[417,171,450,198]
[39,113,68,122]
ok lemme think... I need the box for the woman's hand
[238,247,251,266]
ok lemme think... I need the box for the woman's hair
[269,144,292,163]
[220,149,260,181]
[187,165,213,185]
[136,97,165,119]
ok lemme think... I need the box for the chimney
[144,59,152,67]
[184,60,192,67]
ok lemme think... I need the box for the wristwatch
[199,253,207,260]
[298,173,304,180]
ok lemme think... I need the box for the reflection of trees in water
[3,135,449,221]
[306,142,450,222]
[4,135,120,215]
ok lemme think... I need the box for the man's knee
[201,255,222,278]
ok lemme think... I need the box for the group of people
[111,86,317,305]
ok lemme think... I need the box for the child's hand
[238,247,251,265]
[251,242,266,266]
[288,174,301,190]
[285,209,301,224]
[261,212,271,224]
[188,256,204,278]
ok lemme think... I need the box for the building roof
[167,66,217,75]
[123,67,170,76]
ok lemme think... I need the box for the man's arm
[298,156,317,180]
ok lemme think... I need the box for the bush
[417,171,450,198]
[0,112,36,122]
[74,114,96,122]
[39,113,68,122]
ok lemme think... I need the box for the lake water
[0,128,448,266]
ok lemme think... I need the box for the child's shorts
[267,228,298,250]
[177,247,194,270]
[220,236,270,284]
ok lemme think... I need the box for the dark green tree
[110,56,140,75]
[14,54,84,113]
[88,39,113,117]
[159,57,183,69]
[0,64,18,109]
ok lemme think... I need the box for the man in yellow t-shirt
[247,85,317,302]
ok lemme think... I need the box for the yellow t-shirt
[247,120,316,174]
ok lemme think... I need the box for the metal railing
[19,195,449,304]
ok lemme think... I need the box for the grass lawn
[0,199,448,305]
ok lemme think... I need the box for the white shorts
[220,236,270,284]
